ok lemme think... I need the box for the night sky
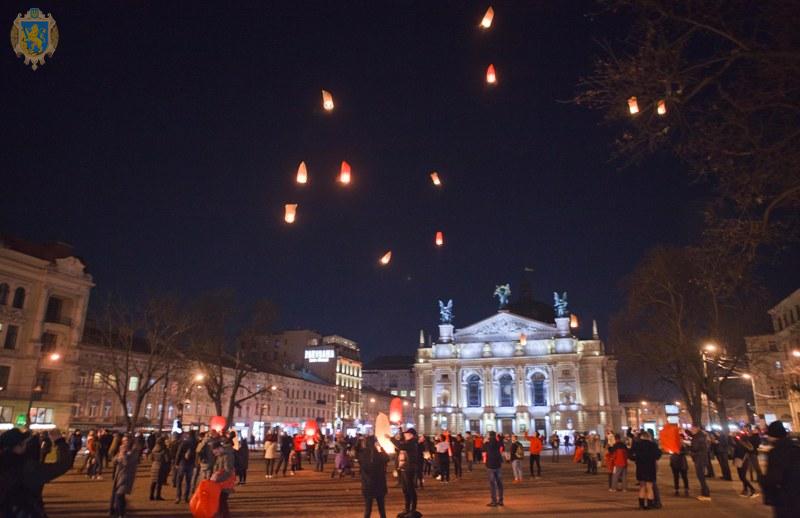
[4,1,791,377]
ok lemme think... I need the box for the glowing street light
[792,350,800,358]
[194,373,205,382]
[703,343,717,353]
[741,373,752,380]
[48,352,61,361]
[270,385,277,391]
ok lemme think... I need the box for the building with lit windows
[414,294,622,437]
[304,335,362,431]
[745,288,800,430]
[0,235,94,431]
[363,355,416,403]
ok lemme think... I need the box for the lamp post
[701,343,718,427]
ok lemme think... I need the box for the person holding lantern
[358,435,390,518]
[388,427,419,518]
[209,439,236,518]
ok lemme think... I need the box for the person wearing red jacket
[608,434,629,491]
[526,432,543,477]
[293,433,305,471]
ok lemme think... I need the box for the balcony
[44,314,73,327]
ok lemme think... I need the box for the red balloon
[389,397,403,424]
[209,416,226,433]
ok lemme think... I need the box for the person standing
[451,434,464,479]
[210,439,236,518]
[483,431,504,507]
[689,424,711,501]
[586,432,600,475]
[747,426,762,481]
[389,428,419,517]
[630,431,661,510]
[464,432,474,472]
[293,433,304,471]
[762,421,800,518]
[173,432,197,504]
[148,435,171,501]
[359,435,389,518]
[263,431,278,479]
[473,433,484,464]
[510,435,524,483]
[435,434,451,482]
[68,430,82,468]
[84,430,97,478]
[609,434,629,492]
[109,435,143,518]
[732,433,758,497]
[315,431,326,472]
[276,432,292,477]
[235,434,249,485]
[550,433,560,462]
[715,431,732,481]
[528,431,543,477]
[194,431,215,491]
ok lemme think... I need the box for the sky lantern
[486,64,497,85]
[296,161,308,184]
[375,413,396,454]
[321,89,334,111]
[304,419,318,437]
[430,172,442,186]
[627,96,639,115]
[519,333,527,346]
[284,203,298,224]
[209,416,226,433]
[339,161,351,185]
[435,231,444,247]
[389,397,403,423]
[570,314,579,329]
[379,251,392,265]
[657,99,667,116]
[480,6,494,29]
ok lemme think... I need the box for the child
[288,448,298,475]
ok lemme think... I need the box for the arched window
[499,374,514,407]
[467,374,482,407]
[0,283,8,305]
[12,287,25,309]
[531,373,547,406]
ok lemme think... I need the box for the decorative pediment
[55,257,86,276]
[455,311,555,342]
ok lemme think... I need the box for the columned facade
[415,310,623,436]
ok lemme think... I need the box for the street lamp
[194,373,205,382]
[792,350,800,359]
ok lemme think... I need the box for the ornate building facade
[414,296,623,437]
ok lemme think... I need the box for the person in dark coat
[689,424,711,500]
[762,421,800,518]
[110,435,142,518]
[669,443,689,496]
[235,434,249,484]
[149,436,171,501]
[388,427,419,517]
[359,435,389,518]
[630,431,661,509]
[173,431,197,503]
[68,430,82,467]
[732,433,758,497]
[0,428,72,518]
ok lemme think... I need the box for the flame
[322,89,334,111]
[339,161,351,184]
[379,251,392,265]
[284,204,298,223]
[486,64,497,84]
[480,6,494,29]
[628,96,639,115]
[296,161,308,184]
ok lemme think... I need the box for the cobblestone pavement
[43,453,771,517]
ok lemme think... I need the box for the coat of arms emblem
[10,7,58,70]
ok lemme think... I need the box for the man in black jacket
[689,424,711,501]
[389,427,419,517]
[763,421,800,518]
[173,431,197,504]
[484,431,505,507]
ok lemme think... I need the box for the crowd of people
[1,420,798,518]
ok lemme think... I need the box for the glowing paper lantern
[435,231,444,247]
[284,204,298,224]
[379,251,392,265]
[628,96,639,115]
[322,89,334,111]
[375,412,396,454]
[486,64,497,84]
[430,172,442,186]
[480,6,494,29]
[296,161,308,184]
[519,333,527,346]
[209,416,226,433]
[660,423,681,454]
[570,314,579,329]
[389,397,403,423]
[304,419,318,437]
[657,99,667,116]
[339,161,351,185]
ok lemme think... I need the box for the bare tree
[90,294,192,432]
[576,0,800,263]
[188,291,279,429]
